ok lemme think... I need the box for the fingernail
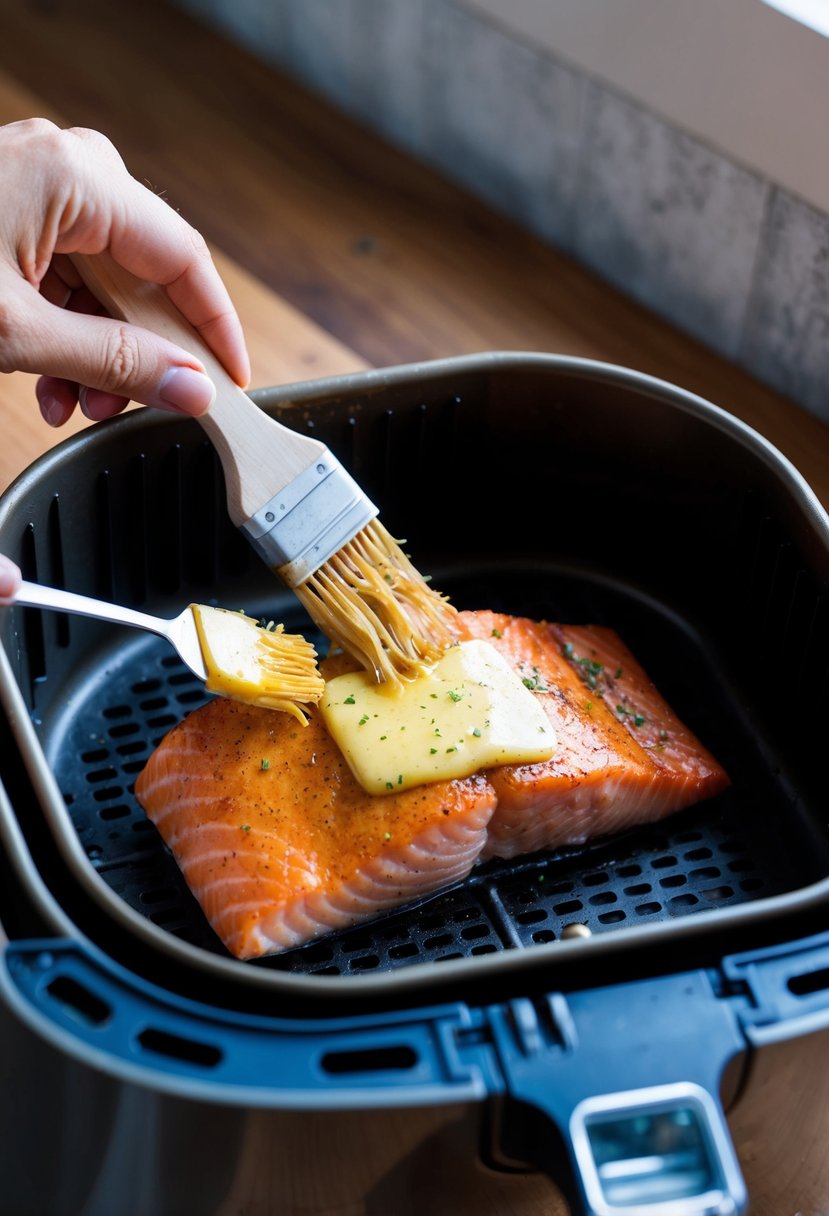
[158,367,215,416]
[41,394,67,427]
[79,387,129,421]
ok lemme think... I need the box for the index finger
[57,144,251,388]
[113,182,251,388]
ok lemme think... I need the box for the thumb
[4,280,216,416]
[0,555,22,605]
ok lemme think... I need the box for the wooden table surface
[1,0,827,505]
[0,3,827,1214]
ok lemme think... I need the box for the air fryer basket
[1,352,828,1009]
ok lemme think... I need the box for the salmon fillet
[456,611,730,859]
[134,697,497,960]
[134,611,728,960]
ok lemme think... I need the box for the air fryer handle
[487,971,749,1216]
[566,1081,745,1215]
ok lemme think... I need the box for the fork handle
[70,253,327,527]
[14,580,169,637]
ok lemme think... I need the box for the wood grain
[0,70,366,493]
[0,0,826,508]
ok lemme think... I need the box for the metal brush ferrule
[241,452,378,586]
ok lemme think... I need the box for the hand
[0,118,251,426]
[0,554,20,605]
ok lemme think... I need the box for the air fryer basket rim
[1,350,828,1003]
[2,351,826,543]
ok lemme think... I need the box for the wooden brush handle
[70,252,326,526]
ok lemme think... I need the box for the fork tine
[166,608,208,681]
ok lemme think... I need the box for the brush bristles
[255,625,325,723]
[292,519,457,685]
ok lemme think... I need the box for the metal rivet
[561,923,592,940]
[316,463,326,475]
[265,511,275,523]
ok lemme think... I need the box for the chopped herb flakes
[522,667,550,693]
[260,758,270,771]
[344,695,356,705]
[562,644,609,692]
[472,727,482,737]
[448,689,464,702]
[241,824,251,832]
[491,627,502,638]
[578,658,604,675]
[358,714,369,726]
[573,656,604,690]
[384,832,391,840]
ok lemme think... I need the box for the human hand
[0,554,21,605]
[0,118,251,426]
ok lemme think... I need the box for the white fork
[12,580,207,681]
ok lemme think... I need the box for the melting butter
[192,605,278,702]
[191,605,323,721]
[320,639,556,795]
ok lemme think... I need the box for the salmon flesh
[456,612,730,860]
[135,611,729,959]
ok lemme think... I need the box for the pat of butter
[192,604,323,722]
[320,639,555,795]
[192,605,276,702]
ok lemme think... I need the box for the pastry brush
[71,254,457,685]
[11,580,323,723]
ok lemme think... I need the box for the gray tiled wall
[173,0,829,425]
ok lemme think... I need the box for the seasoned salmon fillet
[134,697,497,959]
[456,611,730,859]
[135,611,729,959]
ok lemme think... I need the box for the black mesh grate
[46,564,814,978]
[4,368,827,990]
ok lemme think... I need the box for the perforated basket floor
[44,562,813,978]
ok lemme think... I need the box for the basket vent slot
[47,975,111,1027]
[46,496,70,649]
[788,967,829,998]
[137,1027,223,1068]
[321,1045,418,1075]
